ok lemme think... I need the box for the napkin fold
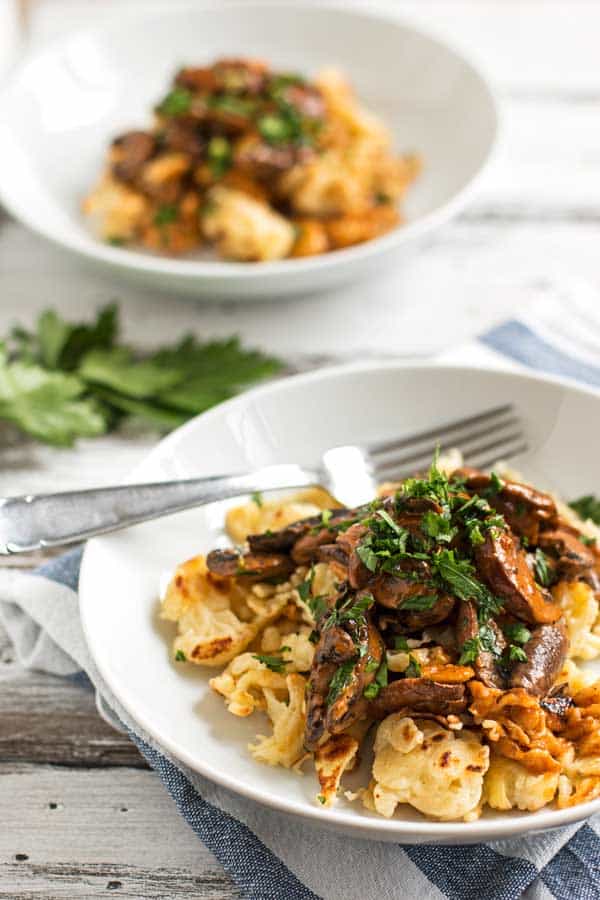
[3,283,600,900]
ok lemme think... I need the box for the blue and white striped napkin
[2,294,600,900]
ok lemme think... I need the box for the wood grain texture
[0,667,145,768]
[0,766,239,899]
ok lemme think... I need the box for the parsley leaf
[570,495,600,525]
[422,510,457,544]
[508,645,528,663]
[79,347,182,398]
[0,352,108,447]
[174,649,186,662]
[376,508,402,534]
[434,549,502,614]
[458,637,479,665]
[251,491,263,508]
[534,548,552,587]
[0,307,282,445]
[404,654,422,678]
[364,658,388,699]
[356,541,379,572]
[327,659,356,704]
[393,636,410,651]
[490,472,504,494]
[11,304,118,371]
[401,593,438,611]
[504,623,532,645]
[253,651,291,674]
[297,567,314,602]
[158,87,192,117]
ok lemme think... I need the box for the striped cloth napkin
[2,295,600,900]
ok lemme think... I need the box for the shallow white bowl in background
[0,1,498,301]
[80,363,600,842]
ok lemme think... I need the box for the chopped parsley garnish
[421,510,457,544]
[297,567,314,602]
[208,94,257,119]
[355,541,380,573]
[433,549,502,617]
[308,595,328,621]
[377,507,403,535]
[401,593,438,611]
[393,636,410,651]
[404,655,422,678]
[154,204,178,226]
[158,87,192,117]
[490,471,504,494]
[258,113,295,143]
[507,645,528,663]
[330,592,375,627]
[363,658,388,699]
[174,649,186,662]
[207,136,232,178]
[250,491,263,508]
[465,520,485,546]
[327,659,356,704]
[534,548,552,587]
[570,495,600,525]
[503,623,532,646]
[253,650,291,674]
[581,534,597,546]
[321,509,332,526]
[458,638,479,665]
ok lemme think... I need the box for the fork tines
[367,404,527,481]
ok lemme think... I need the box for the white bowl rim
[0,0,500,283]
[79,360,600,840]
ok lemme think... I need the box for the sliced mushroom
[237,139,315,178]
[368,678,467,718]
[475,528,562,624]
[371,560,455,629]
[509,621,568,696]
[455,469,557,543]
[111,131,156,182]
[455,600,506,689]
[336,523,371,589]
[304,624,356,750]
[316,543,350,580]
[371,559,433,610]
[538,528,595,578]
[326,618,384,736]
[246,508,358,555]
[205,547,293,580]
[161,118,205,157]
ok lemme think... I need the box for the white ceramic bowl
[0,2,498,301]
[80,362,600,843]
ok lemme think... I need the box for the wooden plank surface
[2,1,600,897]
[0,765,240,899]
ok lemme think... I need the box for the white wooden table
[2,2,600,896]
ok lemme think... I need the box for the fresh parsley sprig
[0,305,282,446]
[253,647,292,674]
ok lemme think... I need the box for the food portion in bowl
[83,58,419,261]
[161,451,600,822]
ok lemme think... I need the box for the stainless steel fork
[0,404,527,554]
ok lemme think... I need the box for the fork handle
[0,464,319,554]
